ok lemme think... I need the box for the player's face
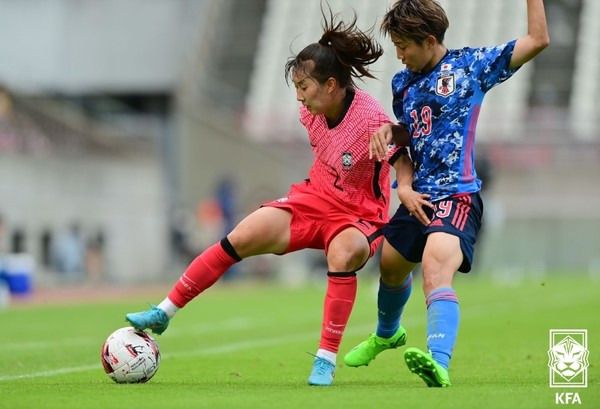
[292,67,330,116]
[391,34,434,73]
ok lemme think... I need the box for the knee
[421,262,453,295]
[421,274,438,295]
[380,262,411,286]
[379,251,413,286]
[226,229,253,258]
[327,242,369,272]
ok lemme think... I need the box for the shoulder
[487,40,518,58]
[352,89,386,115]
[391,69,415,96]
[350,89,391,126]
[457,41,517,62]
[353,89,385,111]
[391,69,410,88]
[445,47,476,65]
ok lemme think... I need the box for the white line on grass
[0,337,93,351]
[1,291,590,382]
[0,364,100,381]
[0,318,261,352]
[0,322,382,382]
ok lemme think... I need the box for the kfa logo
[555,393,582,405]
[435,73,455,97]
[341,152,353,169]
[548,329,589,388]
[548,329,588,405]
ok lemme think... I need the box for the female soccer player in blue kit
[343,0,549,387]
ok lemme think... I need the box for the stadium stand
[245,0,535,142]
[570,0,600,139]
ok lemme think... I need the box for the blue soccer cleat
[125,305,170,335]
[308,357,336,386]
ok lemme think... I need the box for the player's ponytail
[285,4,383,89]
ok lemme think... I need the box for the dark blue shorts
[382,192,483,273]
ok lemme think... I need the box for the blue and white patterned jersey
[392,40,519,201]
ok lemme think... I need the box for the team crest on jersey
[436,73,455,97]
[341,152,353,169]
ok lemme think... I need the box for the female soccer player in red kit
[126,8,412,386]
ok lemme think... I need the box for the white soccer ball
[101,326,161,383]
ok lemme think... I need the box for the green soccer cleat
[343,326,407,367]
[404,347,451,387]
[125,305,170,335]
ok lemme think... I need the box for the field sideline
[0,274,598,409]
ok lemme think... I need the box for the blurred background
[0,0,598,301]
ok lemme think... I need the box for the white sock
[316,349,336,365]
[158,297,180,319]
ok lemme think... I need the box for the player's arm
[370,124,410,161]
[509,0,550,69]
[391,152,433,226]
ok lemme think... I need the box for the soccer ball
[101,326,161,383]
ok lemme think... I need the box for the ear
[326,77,337,93]
[425,35,437,49]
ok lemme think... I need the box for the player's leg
[403,231,461,387]
[308,226,369,386]
[344,204,423,367]
[126,207,292,334]
[343,238,414,367]
[405,193,482,387]
[377,239,415,338]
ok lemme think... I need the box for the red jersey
[300,89,395,222]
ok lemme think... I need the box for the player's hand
[396,185,434,226]
[370,124,394,161]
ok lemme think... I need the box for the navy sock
[426,287,459,370]
[375,273,412,338]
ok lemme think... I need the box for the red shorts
[262,181,385,258]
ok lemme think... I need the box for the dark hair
[381,0,449,45]
[284,4,383,89]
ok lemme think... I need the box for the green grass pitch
[0,274,598,409]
